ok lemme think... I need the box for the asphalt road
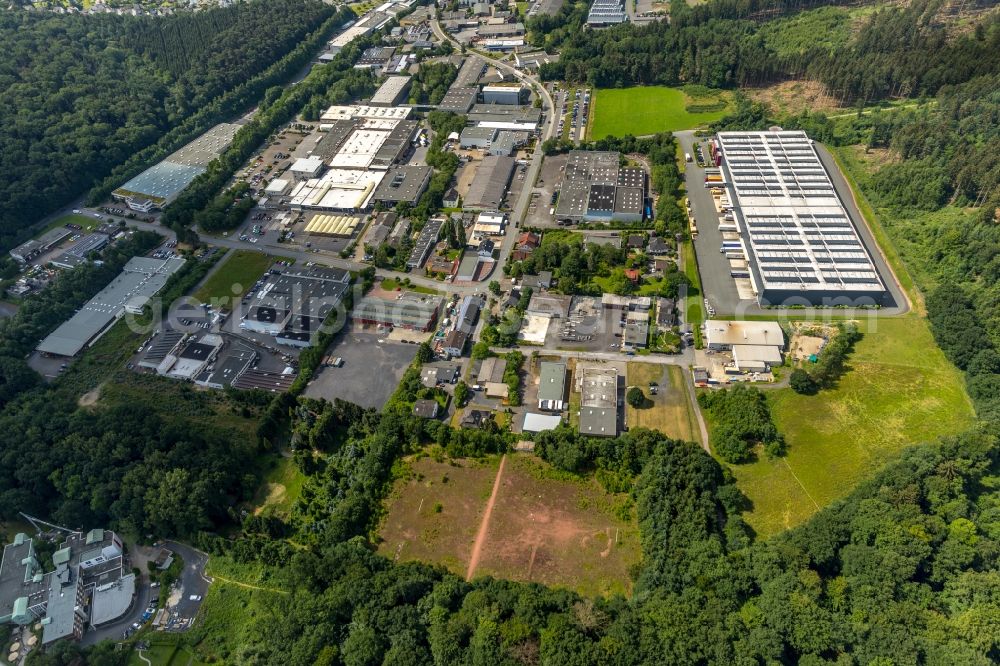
[81,579,149,647]
[164,541,210,626]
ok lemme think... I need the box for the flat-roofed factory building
[352,291,441,331]
[716,130,888,306]
[112,122,241,209]
[372,165,432,205]
[463,155,516,211]
[36,256,185,357]
[240,266,351,346]
[370,75,412,106]
[555,151,647,223]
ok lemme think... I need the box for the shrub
[789,368,818,395]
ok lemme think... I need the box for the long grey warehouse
[36,256,185,357]
[716,130,888,307]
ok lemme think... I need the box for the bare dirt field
[745,80,849,117]
[472,455,640,597]
[378,456,500,573]
[378,453,641,597]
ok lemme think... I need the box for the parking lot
[676,134,749,315]
[305,323,419,409]
[524,152,567,228]
[546,296,626,353]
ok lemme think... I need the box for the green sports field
[589,86,731,139]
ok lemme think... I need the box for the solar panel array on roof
[717,131,887,305]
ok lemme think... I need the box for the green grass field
[379,277,439,295]
[182,557,288,661]
[251,454,305,518]
[41,213,101,234]
[589,86,731,139]
[192,250,283,305]
[729,316,975,537]
[626,364,700,444]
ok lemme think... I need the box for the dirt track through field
[466,454,507,580]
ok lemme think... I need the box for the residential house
[512,231,540,261]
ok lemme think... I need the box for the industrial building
[622,315,650,350]
[576,365,619,437]
[0,528,132,646]
[288,169,386,212]
[555,151,646,222]
[406,218,444,269]
[320,105,412,123]
[455,295,482,335]
[478,357,507,384]
[704,320,785,371]
[351,291,441,331]
[158,334,224,380]
[463,155,515,211]
[36,256,185,357]
[290,156,326,180]
[522,413,562,432]
[303,214,362,237]
[196,344,257,389]
[587,0,627,25]
[364,211,399,247]
[372,165,432,205]
[481,83,526,105]
[488,131,528,157]
[113,123,241,208]
[371,76,412,106]
[355,46,396,70]
[467,104,542,127]
[231,369,296,392]
[705,320,784,350]
[460,126,498,149]
[328,12,392,53]
[716,131,888,306]
[437,56,485,113]
[537,362,567,411]
[240,266,351,346]
[472,211,507,238]
[476,22,525,37]
[438,87,479,113]
[10,227,74,264]
[453,55,486,88]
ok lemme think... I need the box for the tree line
[536,0,1000,106]
[0,0,337,253]
[99,402,1000,665]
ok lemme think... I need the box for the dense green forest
[60,395,1000,665]
[409,62,459,105]
[0,0,337,252]
[537,0,1000,103]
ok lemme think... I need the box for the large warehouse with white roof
[716,130,888,306]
